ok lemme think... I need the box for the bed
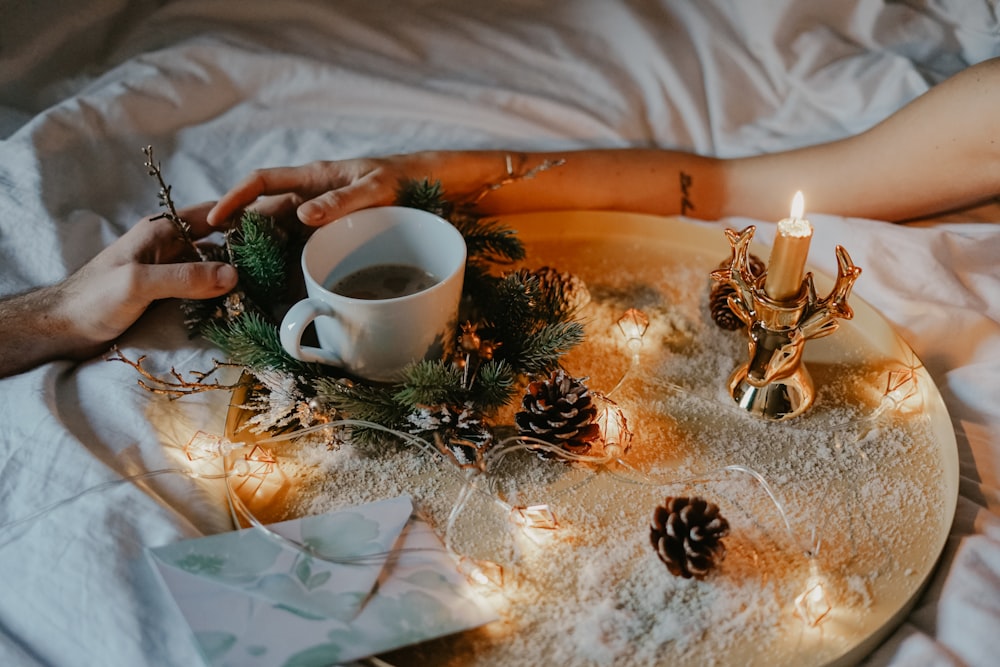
[1,1,998,665]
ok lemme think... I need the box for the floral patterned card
[148,495,497,667]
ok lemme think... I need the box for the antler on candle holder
[712,226,861,420]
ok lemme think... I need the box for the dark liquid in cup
[329,263,438,300]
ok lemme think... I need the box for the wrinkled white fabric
[0,1,998,666]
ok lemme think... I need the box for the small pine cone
[407,404,493,469]
[515,266,591,314]
[710,254,765,330]
[514,369,600,457]
[650,496,730,579]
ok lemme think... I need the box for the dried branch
[142,145,209,261]
[107,346,248,398]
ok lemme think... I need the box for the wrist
[405,150,513,204]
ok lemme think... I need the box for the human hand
[65,202,239,345]
[0,203,239,377]
[207,156,417,228]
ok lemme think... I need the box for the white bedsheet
[1,1,998,665]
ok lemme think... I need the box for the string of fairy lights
[173,304,925,631]
[0,293,926,637]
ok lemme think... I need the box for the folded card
[148,495,497,667]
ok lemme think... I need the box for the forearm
[0,285,104,378]
[724,57,1000,222]
[410,149,728,220]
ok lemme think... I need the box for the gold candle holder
[713,226,862,420]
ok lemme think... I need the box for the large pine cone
[650,496,730,579]
[514,369,600,457]
[710,254,765,330]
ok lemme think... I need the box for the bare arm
[207,149,728,226]
[208,57,1000,227]
[723,57,1000,221]
[0,205,238,379]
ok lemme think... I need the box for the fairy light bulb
[511,504,559,531]
[795,564,832,627]
[184,431,237,461]
[596,404,632,459]
[459,556,505,589]
[231,444,288,510]
[617,308,650,355]
[881,367,920,411]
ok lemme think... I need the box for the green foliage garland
[186,178,586,447]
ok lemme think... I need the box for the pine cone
[650,496,730,579]
[514,369,600,457]
[514,266,591,315]
[407,404,493,470]
[710,254,765,330]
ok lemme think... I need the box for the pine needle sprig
[313,377,411,445]
[396,178,452,219]
[394,360,465,408]
[481,271,540,342]
[451,215,526,265]
[396,178,525,265]
[472,359,518,412]
[509,320,585,376]
[202,311,311,376]
[228,210,290,303]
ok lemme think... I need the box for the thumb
[139,262,239,301]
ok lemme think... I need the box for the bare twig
[107,346,248,398]
[142,145,209,261]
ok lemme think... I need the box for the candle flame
[790,191,805,220]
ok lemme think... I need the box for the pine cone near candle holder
[650,496,730,579]
[514,369,600,458]
[710,253,765,330]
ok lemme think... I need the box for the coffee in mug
[327,263,438,301]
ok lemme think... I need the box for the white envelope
[148,495,498,667]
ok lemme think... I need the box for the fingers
[247,193,305,220]
[296,174,395,226]
[207,165,328,227]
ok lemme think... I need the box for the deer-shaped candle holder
[712,226,862,420]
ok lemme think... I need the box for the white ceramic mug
[280,206,466,382]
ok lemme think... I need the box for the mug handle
[280,298,344,365]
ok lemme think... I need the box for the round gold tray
[225,211,958,667]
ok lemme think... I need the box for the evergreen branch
[201,311,309,375]
[482,272,539,340]
[394,360,465,407]
[313,377,411,445]
[228,210,289,302]
[511,320,585,376]
[396,178,452,218]
[471,359,517,412]
[451,216,525,264]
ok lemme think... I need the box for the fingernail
[299,203,324,224]
[216,264,239,288]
